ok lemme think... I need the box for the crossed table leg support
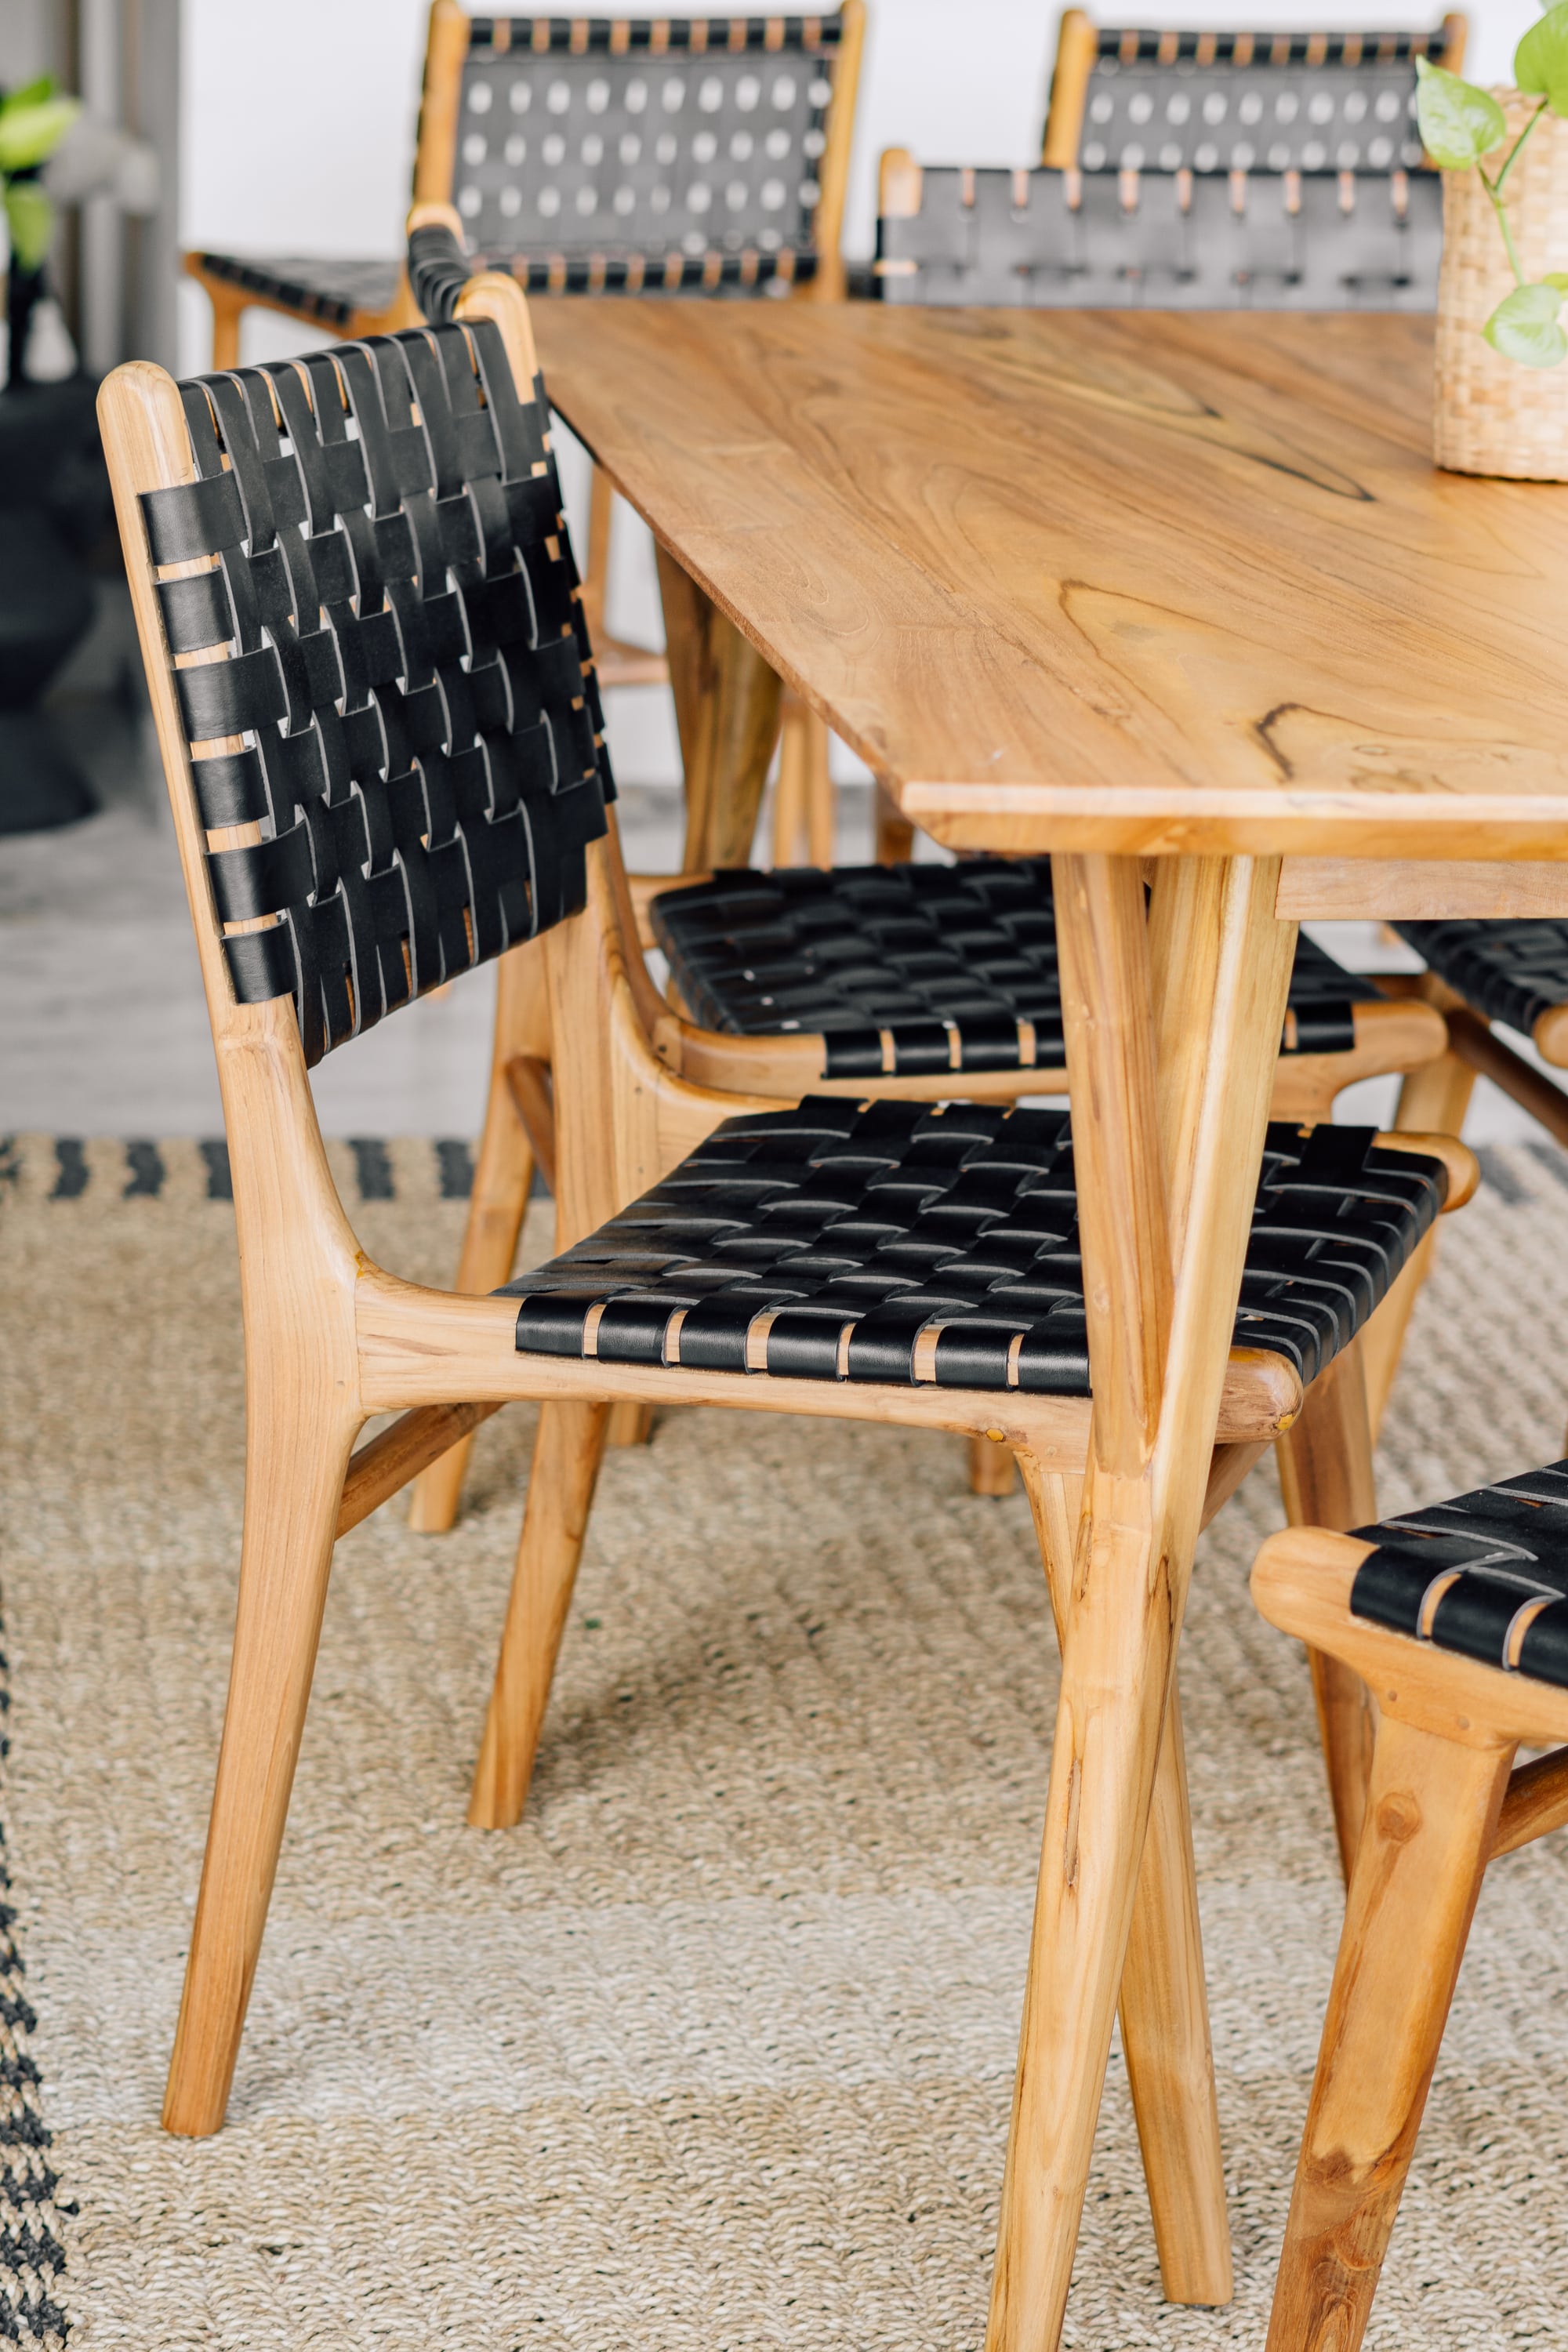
[987,853,1298,2352]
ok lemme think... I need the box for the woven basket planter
[1436,91,1568,479]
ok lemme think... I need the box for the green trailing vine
[1417,5,1568,367]
[0,78,80,277]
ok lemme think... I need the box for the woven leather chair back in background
[1045,13,1465,175]
[449,13,850,292]
[140,318,612,1067]
[876,162,1441,309]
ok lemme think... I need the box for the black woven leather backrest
[140,317,612,1067]
[454,13,844,291]
[877,165,1440,310]
[1073,22,1456,174]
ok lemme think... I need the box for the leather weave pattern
[652,862,1360,1076]
[456,13,844,292]
[189,254,402,330]
[1352,1465,1568,1691]
[506,1098,1444,1392]
[876,165,1439,310]
[1394,920,1568,1048]
[140,318,612,1065]
[1071,24,1455,176]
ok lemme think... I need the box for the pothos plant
[1417,6,1568,368]
[0,77,81,387]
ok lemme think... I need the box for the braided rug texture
[5,1132,1568,2347]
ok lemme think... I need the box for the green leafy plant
[0,77,80,274]
[1417,5,1568,367]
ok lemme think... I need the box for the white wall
[180,0,1535,339]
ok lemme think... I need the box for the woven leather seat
[652,860,1367,1079]
[506,1096,1446,1392]
[185,254,404,334]
[1394,918,1568,1047]
[1348,1465,1568,1689]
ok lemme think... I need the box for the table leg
[986,854,1296,2352]
[655,543,783,872]
[1022,1462,1231,2306]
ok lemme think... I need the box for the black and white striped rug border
[0,1617,71,2349]
[2,1134,1565,1210]
[0,1138,481,1207]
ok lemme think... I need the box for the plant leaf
[0,77,60,116]
[1485,279,1568,367]
[1517,2,1568,113]
[1416,58,1508,166]
[0,94,80,174]
[3,181,55,271]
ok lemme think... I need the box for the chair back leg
[1275,1334,1378,1879]
[410,938,550,1533]
[468,1400,611,1829]
[1265,1712,1512,2352]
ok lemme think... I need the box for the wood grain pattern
[1022,1461,1232,2310]
[1265,1715,1511,2352]
[1278,857,1568,920]
[1276,1335,1379,1882]
[532,303,1568,866]
[987,855,1298,2352]
[409,937,548,1533]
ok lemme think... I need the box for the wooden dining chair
[404,213,1455,1521]
[100,266,1468,2266]
[187,3,866,871]
[1388,920,1568,1156]
[1250,1463,1568,2350]
[874,154,1443,310]
[1042,11,1466,176]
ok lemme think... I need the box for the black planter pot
[0,374,111,835]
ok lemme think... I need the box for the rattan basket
[1436,90,1568,479]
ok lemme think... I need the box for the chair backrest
[1042,8,1465,175]
[115,311,613,1069]
[412,1,866,298]
[875,156,1442,310]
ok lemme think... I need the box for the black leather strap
[506,1098,1444,1394]
[1395,920,1568,1042]
[1352,1465,1568,1692]
[877,167,1440,311]
[140,316,613,1065]
[652,863,1359,1073]
[454,13,843,290]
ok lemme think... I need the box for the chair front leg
[1276,1332,1378,1882]
[164,1367,361,2136]
[1266,1712,1511,2352]
[469,1400,610,1828]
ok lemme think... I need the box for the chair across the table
[874,154,1443,310]
[188,4,866,869]
[1391,918,1568,1154]
[1041,9,1466,175]
[101,266,1469,2278]
[398,214,1453,1519]
[1251,1461,1568,2350]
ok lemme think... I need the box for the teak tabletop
[531,296,1566,2352]
[533,300,1568,902]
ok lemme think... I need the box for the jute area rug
[5,1132,1568,2349]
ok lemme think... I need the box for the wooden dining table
[531,297,1568,2351]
